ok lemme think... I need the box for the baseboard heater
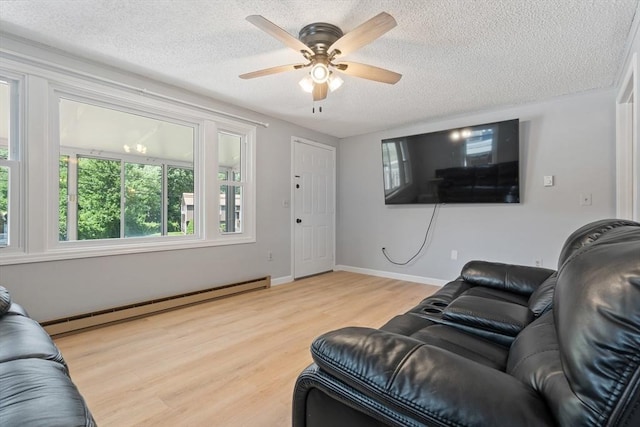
[42,276,271,337]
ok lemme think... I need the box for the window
[0,76,21,251]
[382,139,411,195]
[218,132,243,233]
[58,97,196,242]
[0,59,257,264]
[168,166,194,235]
[464,126,496,166]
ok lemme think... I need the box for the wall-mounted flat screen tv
[382,119,520,204]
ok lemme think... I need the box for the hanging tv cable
[382,204,440,265]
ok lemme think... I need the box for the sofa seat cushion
[409,325,508,370]
[380,313,437,335]
[442,295,534,337]
[0,312,65,366]
[461,286,530,305]
[412,278,474,308]
[0,358,96,427]
[381,314,509,370]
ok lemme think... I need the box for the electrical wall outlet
[450,249,458,260]
[534,258,543,267]
[267,251,273,261]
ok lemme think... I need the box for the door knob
[296,218,302,224]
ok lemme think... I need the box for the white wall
[0,36,338,321]
[336,89,616,282]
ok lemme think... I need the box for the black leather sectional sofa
[0,288,96,427]
[293,219,640,426]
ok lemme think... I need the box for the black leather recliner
[0,289,96,427]
[293,219,640,426]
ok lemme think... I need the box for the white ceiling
[0,0,638,138]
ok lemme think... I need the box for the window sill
[0,235,256,265]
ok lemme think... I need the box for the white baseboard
[334,265,447,287]
[271,275,294,286]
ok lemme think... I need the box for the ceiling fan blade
[328,12,397,57]
[239,64,306,79]
[313,82,328,101]
[335,61,402,84]
[246,15,312,55]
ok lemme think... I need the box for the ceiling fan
[240,12,402,101]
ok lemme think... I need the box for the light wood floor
[54,271,438,427]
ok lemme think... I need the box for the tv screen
[382,119,520,204]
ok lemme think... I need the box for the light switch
[543,176,554,187]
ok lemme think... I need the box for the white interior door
[293,139,335,279]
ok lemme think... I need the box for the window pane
[59,98,195,241]
[77,157,121,240]
[219,185,242,233]
[219,133,241,181]
[125,163,161,238]
[382,141,400,193]
[0,166,8,246]
[167,166,194,235]
[400,141,411,184]
[0,81,9,160]
[59,98,194,163]
[59,156,68,241]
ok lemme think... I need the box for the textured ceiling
[0,0,638,138]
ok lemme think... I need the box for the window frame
[0,71,24,254]
[214,126,255,238]
[56,91,199,244]
[0,61,257,265]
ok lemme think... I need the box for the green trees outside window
[124,163,162,238]
[167,166,194,234]
[59,156,68,240]
[0,165,8,245]
[60,156,194,241]
[77,157,121,240]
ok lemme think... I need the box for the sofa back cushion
[509,224,640,426]
[556,219,639,268]
[0,286,11,315]
[0,311,66,367]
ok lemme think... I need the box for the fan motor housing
[299,23,343,55]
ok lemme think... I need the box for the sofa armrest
[311,327,554,427]
[461,261,555,296]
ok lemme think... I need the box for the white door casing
[617,53,639,221]
[292,138,335,279]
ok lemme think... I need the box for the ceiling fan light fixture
[298,75,314,93]
[328,73,343,92]
[310,63,330,83]
[242,13,401,103]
